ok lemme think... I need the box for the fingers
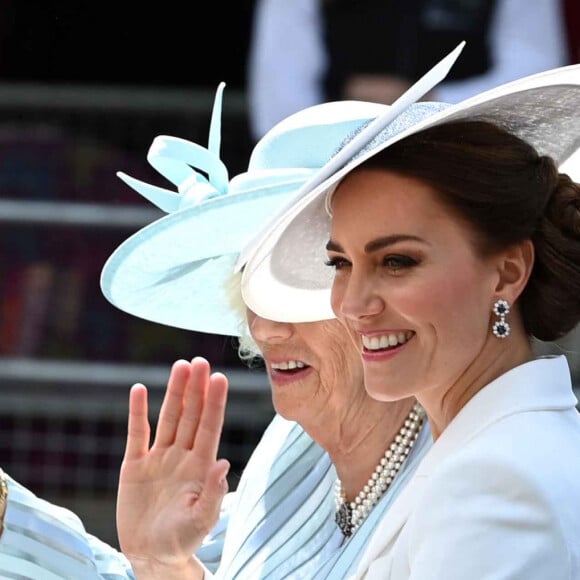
[124,384,150,460]
[174,357,210,449]
[154,359,191,447]
[192,371,228,462]
[151,357,228,459]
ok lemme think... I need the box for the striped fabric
[213,414,432,579]
[0,415,432,579]
[0,474,134,579]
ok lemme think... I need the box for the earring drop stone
[492,299,511,338]
[492,320,510,338]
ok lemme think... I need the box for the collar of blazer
[353,355,575,577]
[416,355,574,475]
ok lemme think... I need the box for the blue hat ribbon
[116,82,229,213]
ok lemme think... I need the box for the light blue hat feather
[100,84,394,336]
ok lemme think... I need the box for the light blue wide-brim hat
[239,45,580,323]
[100,83,392,336]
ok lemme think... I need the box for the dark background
[0,1,256,91]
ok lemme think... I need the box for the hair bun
[545,172,580,237]
[524,171,580,341]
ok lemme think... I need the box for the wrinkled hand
[117,357,230,579]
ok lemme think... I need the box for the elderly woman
[99,88,432,579]
[239,48,580,577]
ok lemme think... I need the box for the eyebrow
[326,234,428,254]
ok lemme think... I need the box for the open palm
[117,357,230,577]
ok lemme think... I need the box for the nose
[333,268,384,322]
[248,310,294,343]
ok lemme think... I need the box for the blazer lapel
[352,467,431,577]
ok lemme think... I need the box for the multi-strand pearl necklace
[334,402,427,538]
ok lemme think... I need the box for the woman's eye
[324,256,350,270]
[383,255,418,271]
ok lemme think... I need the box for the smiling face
[246,309,366,426]
[326,168,508,403]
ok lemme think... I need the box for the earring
[492,299,510,339]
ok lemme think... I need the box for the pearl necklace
[334,402,426,538]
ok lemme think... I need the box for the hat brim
[101,181,308,336]
[241,65,580,323]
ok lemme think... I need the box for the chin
[365,387,403,402]
[276,409,299,423]
[364,375,412,402]
[272,393,305,421]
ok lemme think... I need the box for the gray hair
[224,269,263,362]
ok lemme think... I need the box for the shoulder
[5,473,88,532]
[402,410,580,578]
[443,404,580,485]
[425,405,580,517]
[1,473,132,578]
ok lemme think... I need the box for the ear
[493,239,534,302]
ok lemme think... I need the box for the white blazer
[354,355,580,579]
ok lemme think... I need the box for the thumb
[194,460,230,525]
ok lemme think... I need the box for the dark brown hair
[361,120,580,341]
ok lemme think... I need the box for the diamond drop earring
[492,299,511,338]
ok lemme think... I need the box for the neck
[322,396,416,500]
[332,399,426,537]
[420,333,534,440]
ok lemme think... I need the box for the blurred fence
[0,82,268,547]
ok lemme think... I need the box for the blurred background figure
[563,0,580,65]
[248,0,572,142]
